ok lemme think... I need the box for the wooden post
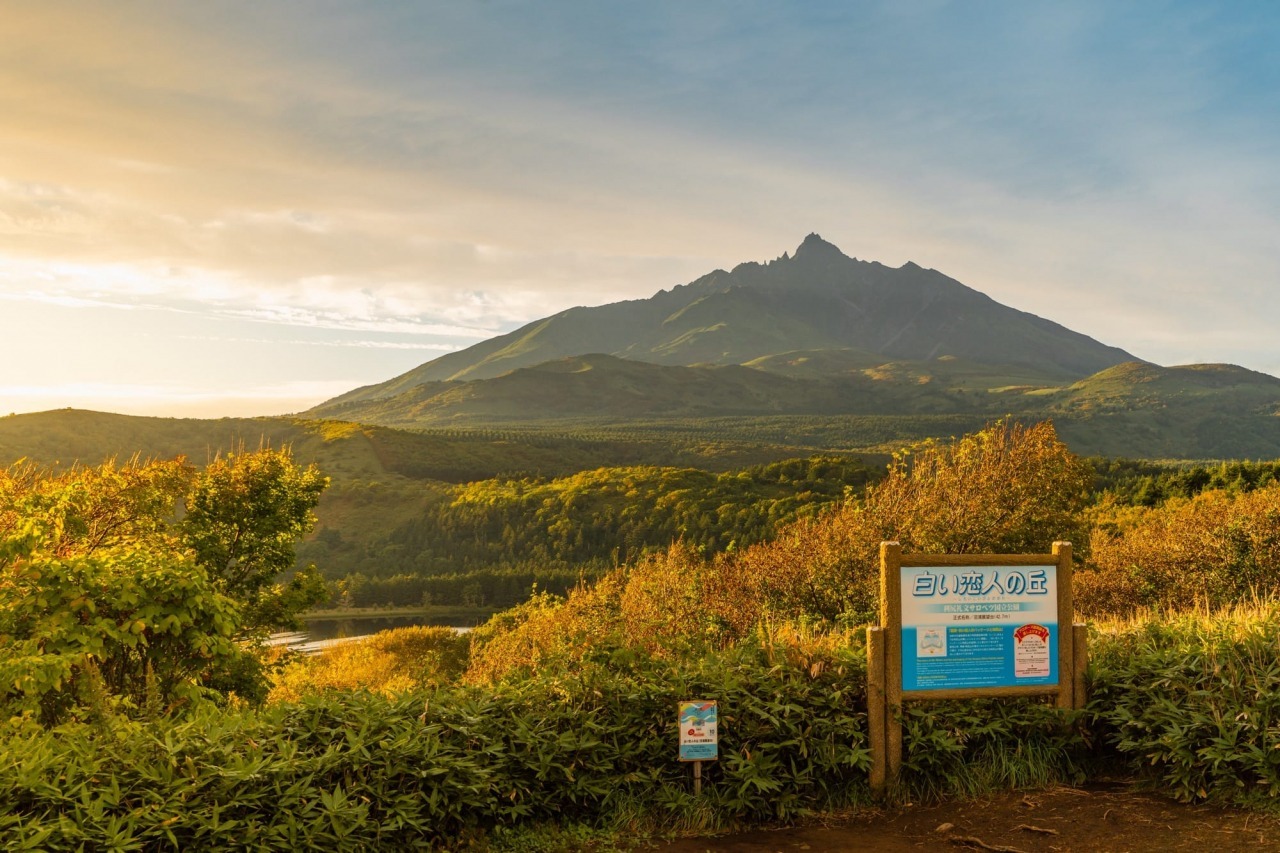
[1053,542,1074,710]
[879,542,904,786]
[866,625,887,796]
[693,760,702,796]
[1072,623,1088,710]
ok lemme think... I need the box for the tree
[0,449,331,721]
[0,544,253,723]
[0,460,253,723]
[180,448,329,632]
[0,457,188,563]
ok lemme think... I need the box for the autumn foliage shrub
[269,626,470,702]
[728,419,1093,624]
[1077,484,1280,614]
[464,575,627,685]
[466,420,1095,684]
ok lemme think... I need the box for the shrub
[731,419,1093,622]
[0,547,253,723]
[466,421,1094,684]
[1078,484,1280,614]
[269,626,470,702]
[464,575,626,685]
[0,631,879,848]
[1088,604,1280,807]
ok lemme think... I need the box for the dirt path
[652,784,1280,852]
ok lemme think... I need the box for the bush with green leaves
[0,449,328,721]
[0,544,253,723]
[0,621,1113,850]
[1087,605,1280,807]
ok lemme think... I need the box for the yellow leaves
[1080,482,1280,616]
[268,626,469,702]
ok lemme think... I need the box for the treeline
[308,453,1280,610]
[396,456,880,566]
[332,566,604,609]
[309,456,880,608]
[1091,458,1280,506]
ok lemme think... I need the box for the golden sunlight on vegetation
[1078,486,1280,614]
[462,421,1097,684]
[269,626,470,701]
[8,418,1280,848]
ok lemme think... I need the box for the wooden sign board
[867,541,1086,794]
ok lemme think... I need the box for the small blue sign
[679,700,718,761]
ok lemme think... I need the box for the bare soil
[651,783,1280,852]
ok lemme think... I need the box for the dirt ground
[651,783,1280,852]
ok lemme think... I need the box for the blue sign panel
[900,565,1058,692]
[678,700,719,761]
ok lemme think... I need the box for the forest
[308,455,881,609]
[4,420,1280,849]
[303,451,1280,611]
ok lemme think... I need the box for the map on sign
[678,700,718,761]
[900,565,1058,692]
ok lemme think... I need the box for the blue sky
[2,1,1277,416]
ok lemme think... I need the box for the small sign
[678,700,718,761]
[1013,623,1051,678]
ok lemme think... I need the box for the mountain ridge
[322,235,1138,407]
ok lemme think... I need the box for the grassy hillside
[1043,363,1280,458]
[301,355,1280,460]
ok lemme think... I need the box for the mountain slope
[304,354,1280,459]
[1044,363,1280,458]
[310,352,1001,427]
[320,234,1137,407]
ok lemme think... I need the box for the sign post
[870,541,1084,793]
[678,700,719,796]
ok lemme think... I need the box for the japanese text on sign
[678,700,718,761]
[900,565,1058,692]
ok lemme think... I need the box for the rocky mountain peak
[792,232,847,261]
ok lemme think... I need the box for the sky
[2,1,1278,418]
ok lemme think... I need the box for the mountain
[293,234,1280,459]
[1045,363,1280,458]
[320,235,1137,408]
[302,352,1280,459]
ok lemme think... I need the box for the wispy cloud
[175,335,459,352]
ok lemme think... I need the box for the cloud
[1,0,1278,407]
